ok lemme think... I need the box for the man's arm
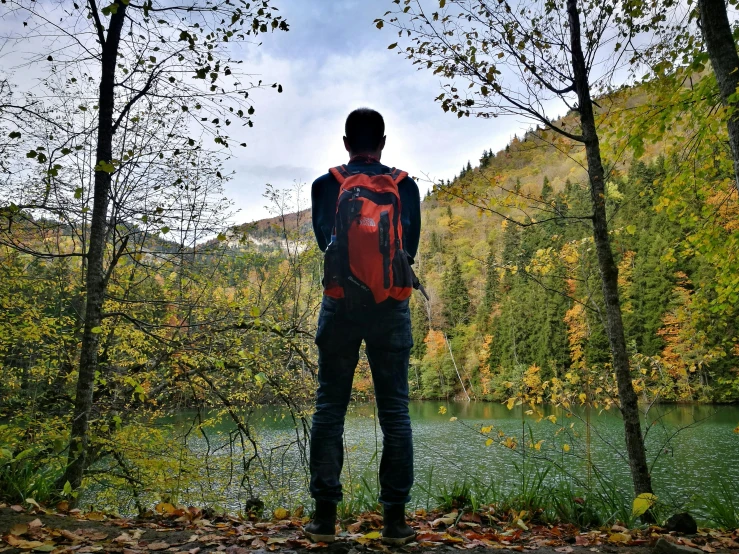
[311,173,338,252]
[400,176,421,259]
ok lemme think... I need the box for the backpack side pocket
[323,241,342,290]
[391,249,413,289]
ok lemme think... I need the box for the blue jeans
[310,295,414,506]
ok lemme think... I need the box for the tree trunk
[698,0,739,193]
[60,0,127,491]
[566,0,654,498]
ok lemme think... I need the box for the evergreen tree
[476,248,499,331]
[441,254,470,333]
[541,175,553,199]
[466,160,473,172]
[410,295,429,360]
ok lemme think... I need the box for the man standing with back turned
[304,108,421,545]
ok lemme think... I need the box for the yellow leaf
[534,440,544,451]
[9,523,28,535]
[505,397,516,410]
[632,492,657,517]
[608,532,631,543]
[578,393,587,404]
[273,507,289,520]
[155,502,177,515]
[449,416,457,422]
[546,415,557,424]
[485,438,493,447]
[355,531,382,544]
[438,405,447,415]
[481,425,493,434]
[563,444,570,452]
[734,424,739,434]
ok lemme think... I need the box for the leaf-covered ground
[0,503,736,554]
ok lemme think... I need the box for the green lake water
[124,401,739,516]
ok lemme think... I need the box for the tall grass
[698,482,739,530]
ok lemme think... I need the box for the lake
[137,401,739,518]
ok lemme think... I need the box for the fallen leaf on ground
[3,536,44,549]
[9,523,28,536]
[608,532,631,543]
[147,541,170,551]
[154,502,177,515]
[80,530,108,541]
[198,534,226,542]
[224,547,250,554]
[355,531,382,544]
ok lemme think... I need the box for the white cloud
[223,24,528,223]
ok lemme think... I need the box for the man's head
[343,108,386,159]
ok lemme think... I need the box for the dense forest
[1,0,738,526]
[410,121,739,404]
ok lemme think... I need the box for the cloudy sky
[225,1,531,223]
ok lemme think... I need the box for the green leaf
[375,19,384,29]
[160,226,170,234]
[91,326,103,334]
[388,42,398,49]
[101,2,118,15]
[217,232,227,242]
[8,131,21,139]
[74,187,83,199]
[439,0,446,7]
[626,224,637,235]
[94,160,116,173]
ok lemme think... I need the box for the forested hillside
[407,87,739,403]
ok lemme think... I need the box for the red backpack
[323,165,414,308]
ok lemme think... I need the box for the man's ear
[379,136,387,151]
[343,136,351,153]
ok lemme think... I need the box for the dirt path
[0,505,734,554]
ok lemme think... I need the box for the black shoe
[382,504,415,545]
[304,500,337,543]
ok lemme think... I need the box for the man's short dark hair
[345,108,385,153]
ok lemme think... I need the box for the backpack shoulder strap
[329,165,351,185]
[388,167,408,186]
